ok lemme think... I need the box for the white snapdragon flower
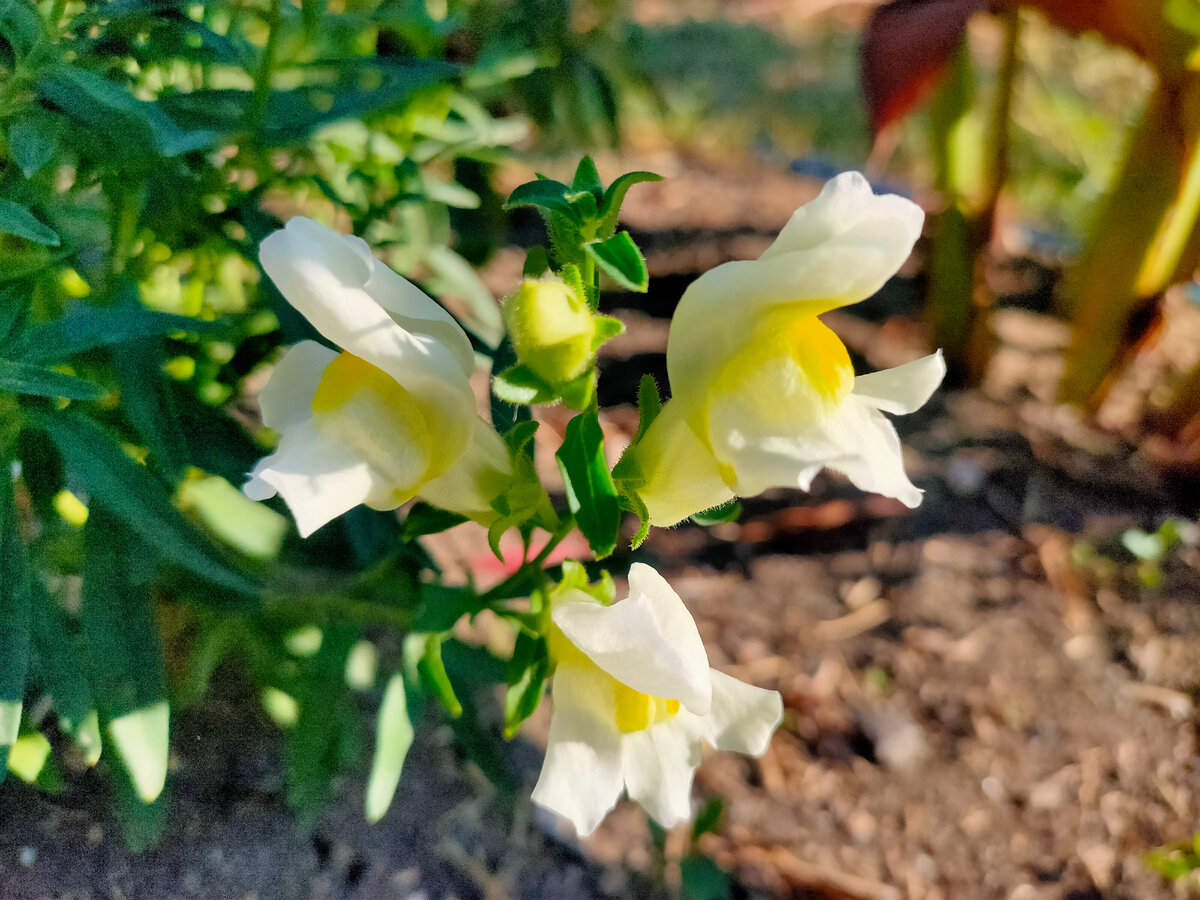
[532,563,783,835]
[623,172,946,526]
[244,217,511,536]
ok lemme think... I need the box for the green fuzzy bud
[501,278,597,385]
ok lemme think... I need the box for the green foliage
[0,0,652,845]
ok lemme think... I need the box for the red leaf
[861,0,985,133]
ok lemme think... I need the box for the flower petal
[852,350,946,415]
[358,241,476,379]
[824,396,924,507]
[244,418,375,537]
[620,720,701,828]
[699,669,782,757]
[667,173,923,408]
[531,666,625,836]
[553,563,712,714]
[625,400,735,528]
[259,217,474,455]
[417,416,513,522]
[760,172,923,261]
[256,340,336,432]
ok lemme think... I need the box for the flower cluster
[243,170,942,836]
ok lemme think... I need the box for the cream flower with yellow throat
[244,217,512,536]
[622,172,946,527]
[532,563,783,835]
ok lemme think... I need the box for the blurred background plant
[0,0,645,848]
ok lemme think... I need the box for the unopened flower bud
[502,278,596,385]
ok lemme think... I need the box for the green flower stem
[246,0,283,136]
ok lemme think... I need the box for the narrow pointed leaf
[584,232,649,292]
[555,409,619,558]
[365,673,416,823]
[0,359,105,401]
[0,198,59,246]
[28,408,261,597]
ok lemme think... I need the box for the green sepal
[591,315,626,353]
[557,369,596,411]
[492,363,558,405]
[690,501,742,526]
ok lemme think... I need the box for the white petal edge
[824,397,924,508]
[259,217,475,454]
[531,666,625,837]
[852,350,946,415]
[256,340,337,432]
[700,669,783,757]
[552,563,712,714]
[620,720,701,828]
[759,172,924,261]
[243,417,376,537]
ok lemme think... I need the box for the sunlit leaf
[555,408,619,558]
[365,673,416,824]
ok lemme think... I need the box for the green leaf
[286,626,357,828]
[29,581,101,764]
[503,631,549,738]
[0,0,42,62]
[8,115,63,178]
[680,855,732,900]
[35,64,218,158]
[12,306,224,364]
[365,673,416,824]
[692,796,724,840]
[177,473,288,560]
[301,0,325,40]
[114,339,188,478]
[584,232,649,292]
[411,586,482,634]
[402,502,468,540]
[598,171,662,237]
[0,198,59,246]
[572,156,604,199]
[81,511,169,803]
[0,469,32,782]
[523,246,550,277]
[416,635,462,717]
[503,178,581,222]
[27,408,261,597]
[0,359,105,401]
[555,409,620,559]
[159,59,454,146]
